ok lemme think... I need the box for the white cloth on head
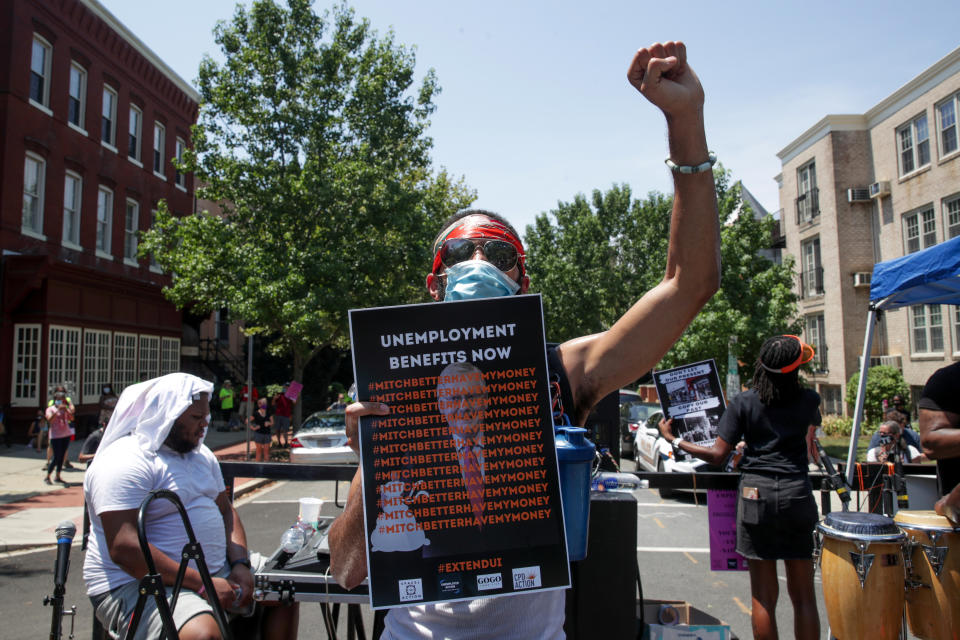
[97,373,214,456]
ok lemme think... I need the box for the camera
[878,434,894,446]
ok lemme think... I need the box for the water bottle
[281,525,306,554]
[555,427,595,561]
[590,472,648,493]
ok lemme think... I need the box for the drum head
[818,511,905,542]
[894,509,960,533]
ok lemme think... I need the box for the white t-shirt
[382,591,566,640]
[83,435,227,597]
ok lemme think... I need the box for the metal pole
[846,307,878,487]
[245,334,253,460]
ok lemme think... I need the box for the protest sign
[706,489,748,571]
[349,294,570,609]
[652,360,725,459]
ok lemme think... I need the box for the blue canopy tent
[845,234,960,485]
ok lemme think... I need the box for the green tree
[141,0,473,423]
[845,365,909,429]
[524,167,799,384]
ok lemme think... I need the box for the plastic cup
[298,497,323,527]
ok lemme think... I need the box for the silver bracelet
[672,437,685,450]
[665,151,717,174]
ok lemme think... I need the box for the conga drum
[817,511,906,640]
[895,510,960,640]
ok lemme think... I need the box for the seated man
[868,409,921,450]
[866,420,926,464]
[83,372,298,640]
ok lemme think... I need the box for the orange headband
[758,335,815,374]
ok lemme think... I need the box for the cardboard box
[645,624,731,640]
[639,599,732,640]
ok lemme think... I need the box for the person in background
[218,380,236,429]
[46,384,77,470]
[248,397,274,462]
[27,409,47,453]
[866,420,926,464]
[240,383,259,421]
[326,392,347,411]
[45,390,75,485]
[98,383,119,428]
[272,384,294,448]
[78,423,106,466]
[660,335,821,640]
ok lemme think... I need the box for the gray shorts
[91,566,231,640]
[273,415,291,434]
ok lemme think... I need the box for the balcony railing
[811,344,828,374]
[795,188,820,225]
[799,267,824,298]
[857,354,903,371]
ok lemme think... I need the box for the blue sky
[100,0,960,232]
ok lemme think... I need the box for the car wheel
[657,459,675,499]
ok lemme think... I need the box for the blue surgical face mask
[442,259,520,301]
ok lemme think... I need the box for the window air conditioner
[869,181,890,198]
[853,272,872,288]
[847,188,871,203]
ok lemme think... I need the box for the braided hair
[751,335,803,406]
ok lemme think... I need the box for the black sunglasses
[439,238,520,273]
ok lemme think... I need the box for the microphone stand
[813,438,852,511]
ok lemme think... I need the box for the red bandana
[431,216,526,276]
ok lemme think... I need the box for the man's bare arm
[328,402,389,589]
[559,42,720,420]
[918,408,960,459]
[217,491,255,607]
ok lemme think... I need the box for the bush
[820,414,853,437]
[846,365,909,429]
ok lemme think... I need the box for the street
[0,471,922,639]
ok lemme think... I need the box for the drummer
[660,335,821,640]
[918,361,960,523]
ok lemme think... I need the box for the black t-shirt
[918,361,960,495]
[251,408,272,432]
[718,388,822,475]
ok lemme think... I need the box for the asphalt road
[0,471,925,639]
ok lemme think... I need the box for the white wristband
[665,151,717,174]
[672,437,685,449]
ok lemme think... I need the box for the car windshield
[299,412,346,431]
[625,402,654,422]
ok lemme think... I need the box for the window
[821,385,843,416]
[82,329,111,404]
[938,93,959,158]
[30,35,52,109]
[898,113,931,175]
[800,237,823,297]
[68,63,87,130]
[795,161,818,224]
[945,195,960,240]
[12,324,41,405]
[128,105,142,161]
[153,122,165,176]
[216,308,230,343]
[96,186,113,256]
[903,206,936,253]
[161,337,180,375]
[806,314,827,373]
[175,137,186,188]
[62,172,82,247]
[22,153,45,236]
[113,332,137,393]
[911,304,944,354]
[139,335,160,380]
[48,326,81,394]
[124,199,139,263]
[102,86,118,148]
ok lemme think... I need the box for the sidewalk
[0,429,270,552]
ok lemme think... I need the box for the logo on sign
[476,573,503,591]
[398,578,423,602]
[439,575,462,595]
[512,566,542,590]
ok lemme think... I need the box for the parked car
[619,390,660,458]
[289,411,358,464]
[633,410,722,497]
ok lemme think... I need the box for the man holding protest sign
[330,40,720,639]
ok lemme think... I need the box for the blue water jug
[554,427,595,561]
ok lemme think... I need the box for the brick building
[0,0,201,437]
[777,46,960,415]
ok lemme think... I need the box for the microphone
[53,521,76,593]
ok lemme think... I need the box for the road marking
[683,552,698,564]
[636,546,709,553]
[653,518,665,529]
[733,596,752,616]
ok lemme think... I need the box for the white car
[632,410,714,497]
[289,411,358,465]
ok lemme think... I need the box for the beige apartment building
[777,46,960,416]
